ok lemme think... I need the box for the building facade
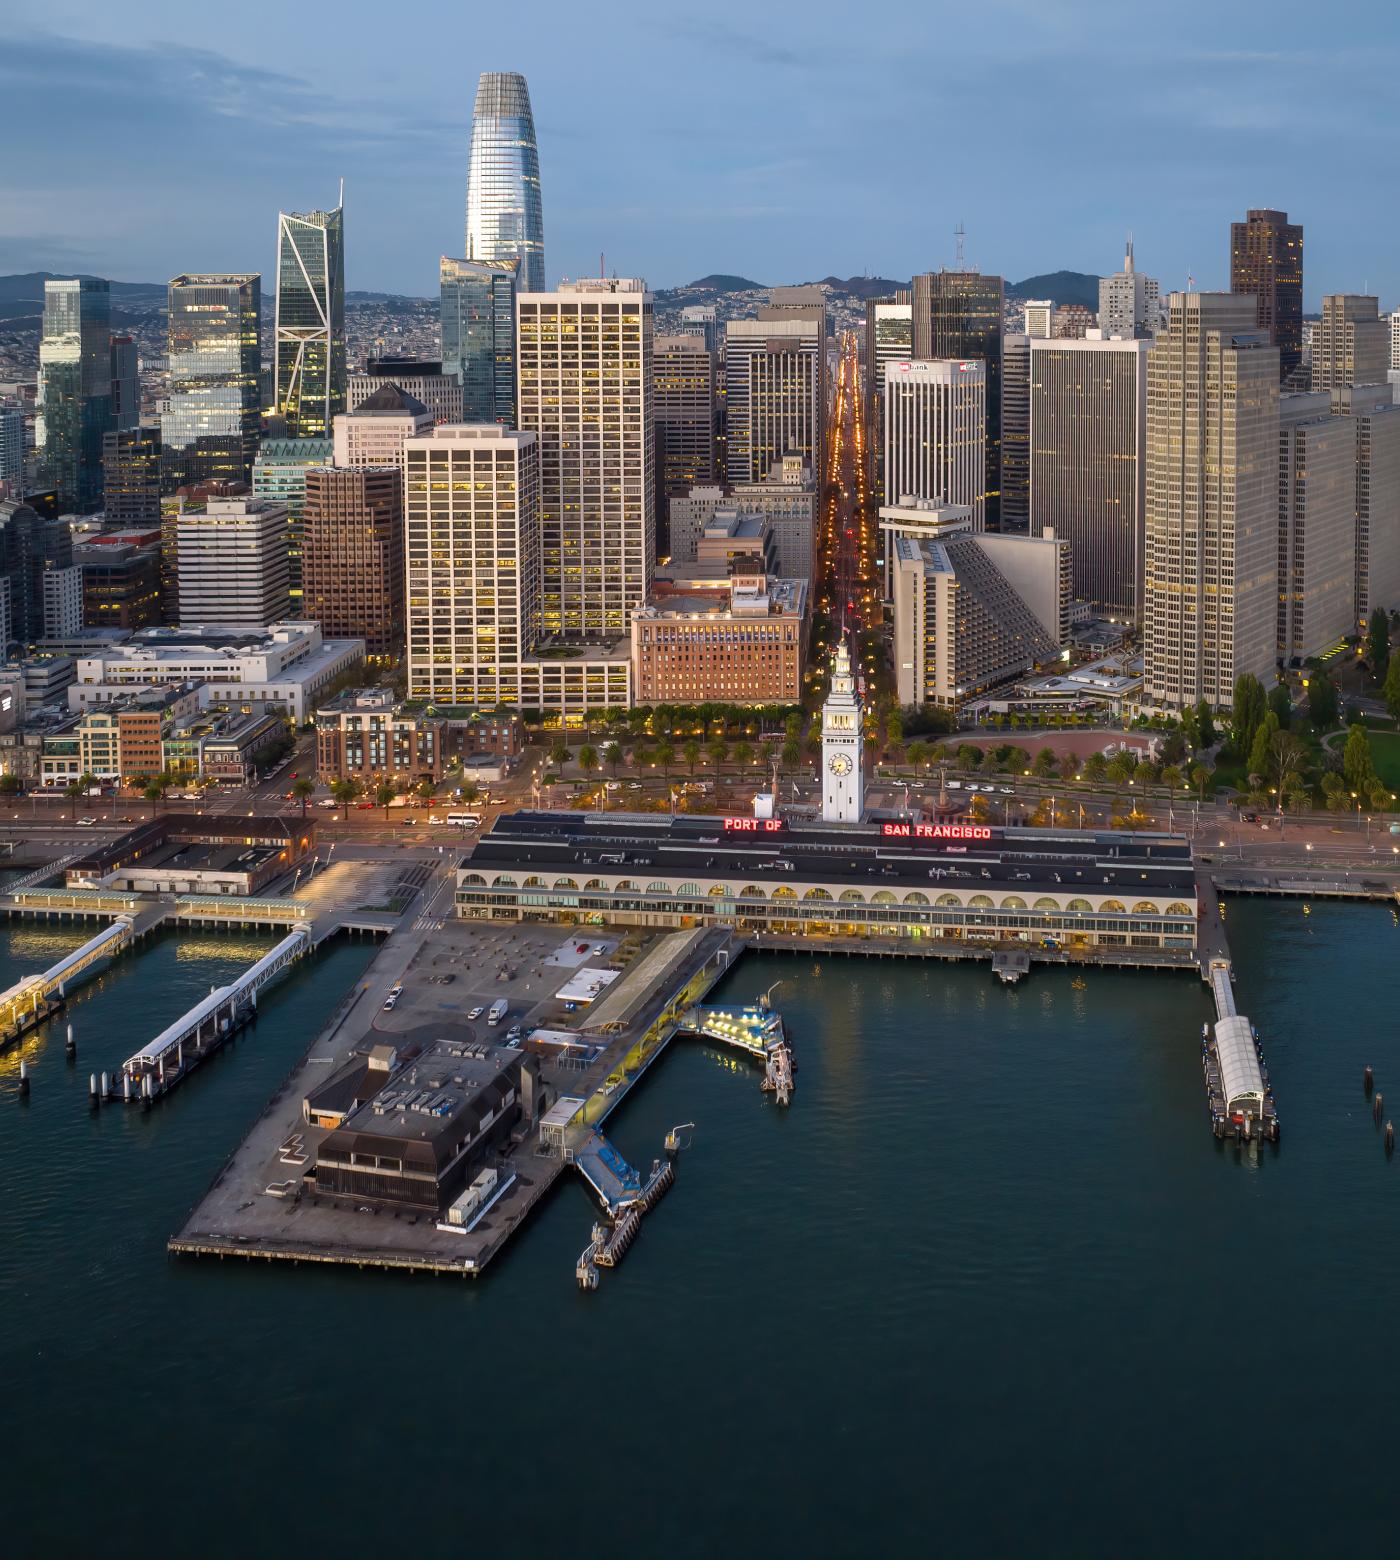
[465,71,545,293]
[162,275,262,487]
[724,314,824,485]
[301,466,403,659]
[654,334,718,514]
[820,640,864,823]
[865,296,912,502]
[668,470,817,582]
[1142,293,1280,710]
[1230,208,1303,382]
[333,383,433,470]
[1029,334,1149,618]
[274,204,346,440]
[884,359,986,528]
[251,437,334,612]
[37,277,112,513]
[176,496,291,629]
[348,360,463,425]
[1001,333,1030,531]
[1330,384,1400,629]
[1277,393,1356,662]
[439,256,517,425]
[1311,295,1388,393]
[101,425,162,526]
[1098,239,1160,340]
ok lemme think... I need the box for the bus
[445,812,481,829]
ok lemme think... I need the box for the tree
[375,780,397,820]
[292,777,316,819]
[604,741,624,778]
[731,740,753,771]
[1267,682,1292,730]
[654,741,674,778]
[1343,723,1376,794]
[683,740,701,776]
[1268,731,1307,794]
[1368,607,1391,677]
[578,744,599,778]
[1190,764,1209,800]
[1307,675,1339,730]
[1160,764,1183,790]
[1384,654,1400,721]
[1195,700,1216,749]
[1247,713,1279,785]
[781,738,801,774]
[1032,747,1058,779]
[0,773,20,797]
[885,711,904,747]
[1232,674,1267,758]
[1105,755,1133,787]
[784,711,803,742]
[549,739,570,769]
[460,781,480,807]
[1059,751,1082,781]
[1083,752,1108,785]
[968,794,991,824]
[906,739,928,774]
[415,777,436,804]
[331,778,360,819]
[708,738,729,772]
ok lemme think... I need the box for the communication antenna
[337,176,345,210]
[600,252,605,279]
[954,221,966,269]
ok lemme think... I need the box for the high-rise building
[274,203,346,440]
[162,275,262,487]
[1277,393,1356,662]
[669,466,817,582]
[348,359,463,425]
[654,334,718,534]
[1311,295,1388,392]
[725,313,826,485]
[1329,384,1400,629]
[37,277,112,512]
[1029,334,1150,617]
[1143,293,1280,710]
[439,256,518,424]
[101,426,162,526]
[1390,311,1400,374]
[883,359,986,528]
[334,384,433,470]
[517,277,654,642]
[1023,300,1054,339]
[877,496,974,600]
[301,466,403,659]
[0,406,27,495]
[1098,238,1160,340]
[865,296,912,502]
[74,535,161,630]
[1230,208,1303,382]
[679,305,719,351]
[109,335,139,431]
[1000,334,1030,532]
[465,72,545,293]
[252,437,334,610]
[910,269,1005,527]
[0,499,77,644]
[176,495,291,628]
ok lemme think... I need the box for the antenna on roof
[338,176,344,210]
[1125,231,1134,274]
[954,221,966,269]
[600,251,605,279]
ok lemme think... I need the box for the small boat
[1071,976,1086,990]
[1303,903,1311,916]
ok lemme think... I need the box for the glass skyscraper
[162,274,262,488]
[38,277,112,513]
[465,72,545,294]
[275,203,346,439]
[440,256,517,424]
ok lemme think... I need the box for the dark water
[1,903,1398,1557]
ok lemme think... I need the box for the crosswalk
[413,915,447,932]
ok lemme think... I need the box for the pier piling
[1375,1092,1385,1126]
[1365,1065,1375,1097]
[18,1058,29,1096]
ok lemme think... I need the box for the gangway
[0,915,136,1050]
[1202,956,1278,1144]
[116,925,312,1103]
[568,1126,643,1214]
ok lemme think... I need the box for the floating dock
[1201,957,1279,1144]
[678,1003,796,1105]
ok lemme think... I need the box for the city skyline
[6,1,1400,304]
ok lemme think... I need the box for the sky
[4,0,1399,306]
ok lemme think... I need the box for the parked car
[468,1005,485,1020]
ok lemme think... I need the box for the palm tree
[654,741,675,779]
[708,738,729,775]
[376,780,397,820]
[781,738,801,775]
[292,777,316,819]
[578,744,599,778]
[331,778,359,819]
[732,739,753,771]
[604,741,624,778]
[683,740,701,776]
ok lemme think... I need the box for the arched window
[522,875,543,888]
[935,892,962,907]
[968,894,994,909]
[554,877,578,891]
[647,880,672,894]
[839,889,865,903]
[902,891,929,906]
[1165,901,1193,916]
[708,884,728,898]
[584,879,605,891]
[1001,895,1027,910]
[772,885,797,900]
[872,890,897,904]
[1066,898,1092,912]
[803,886,833,901]
[1101,899,1126,914]
[1132,901,1159,916]
[491,874,517,888]
[675,882,700,898]
[1033,897,1059,912]
[615,879,638,893]
[739,884,766,899]
[461,873,486,886]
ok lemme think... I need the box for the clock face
[828,753,853,777]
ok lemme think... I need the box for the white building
[725,315,825,484]
[70,621,363,723]
[176,495,291,629]
[334,382,434,470]
[41,565,83,639]
[1023,300,1054,339]
[668,462,817,581]
[877,496,974,600]
[820,640,864,824]
[884,360,986,529]
[1098,239,1160,340]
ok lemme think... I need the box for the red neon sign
[723,817,787,833]
[881,823,992,841]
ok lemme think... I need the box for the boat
[1071,976,1086,990]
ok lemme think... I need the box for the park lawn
[1365,730,1400,790]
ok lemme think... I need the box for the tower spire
[1125,231,1134,274]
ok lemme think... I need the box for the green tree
[1247,712,1279,784]
[292,776,316,818]
[1160,764,1183,790]
[331,777,359,819]
[1083,752,1108,785]
[1190,763,1209,800]
[604,741,624,778]
[1105,755,1133,787]
[1195,699,1216,749]
[0,773,21,797]
[885,711,904,746]
[1032,747,1058,779]
[1343,723,1376,794]
[784,711,803,742]
[731,739,753,771]
[1059,751,1082,781]
[654,741,675,778]
[549,738,570,769]
[460,781,480,807]
[682,740,701,776]
[708,738,729,772]
[1307,674,1339,729]
[1232,674,1267,758]
[906,739,928,774]
[1267,682,1293,729]
[1368,607,1391,676]
[781,738,802,774]
[1384,654,1400,721]
[375,779,397,820]
[1268,731,1307,794]
[578,744,599,777]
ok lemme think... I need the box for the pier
[678,1003,796,1105]
[1201,957,1279,1144]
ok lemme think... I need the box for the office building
[865,296,912,501]
[1029,334,1150,617]
[884,359,986,528]
[37,277,112,512]
[314,686,523,785]
[1023,300,1054,339]
[877,496,974,600]
[0,406,24,494]
[668,464,817,581]
[1098,238,1160,340]
[75,534,161,631]
[655,334,718,528]
[910,269,1005,526]
[1052,305,1096,340]
[679,305,719,351]
[1277,393,1356,662]
[1329,384,1400,628]
[1230,208,1303,382]
[274,203,346,439]
[1001,334,1030,531]
[439,256,517,425]
[301,466,403,659]
[101,426,162,526]
[40,565,84,638]
[109,335,139,431]
[1311,295,1388,392]
[333,383,433,470]
[404,424,630,714]
[725,292,826,484]
[1142,293,1280,710]
[176,496,291,629]
[517,278,654,643]
[891,527,1060,709]
[1390,311,1400,374]
[348,359,463,424]
[163,275,262,487]
[252,436,333,612]
[631,569,806,705]
[465,71,545,293]
[0,499,76,644]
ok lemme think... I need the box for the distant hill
[0,271,166,324]
[809,275,909,300]
[681,274,767,294]
[1007,270,1100,311]
[347,290,433,306]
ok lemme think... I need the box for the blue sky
[4,0,1397,304]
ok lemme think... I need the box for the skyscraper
[1311,295,1388,392]
[465,72,545,293]
[1098,238,1160,339]
[0,499,78,644]
[865,295,912,503]
[883,359,986,528]
[1329,384,1400,629]
[439,256,518,424]
[910,269,1005,526]
[1277,393,1356,662]
[0,406,24,496]
[1230,208,1303,382]
[334,383,434,470]
[1143,293,1279,710]
[275,203,346,439]
[38,277,112,512]
[109,335,139,431]
[162,274,262,487]
[252,437,334,610]
[1000,334,1030,532]
[516,277,654,641]
[102,426,163,527]
[176,496,291,628]
[302,466,403,658]
[654,334,718,525]
[1029,335,1150,617]
[724,316,825,485]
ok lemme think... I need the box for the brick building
[301,466,403,659]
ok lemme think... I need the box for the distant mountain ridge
[1006,270,1100,311]
[679,274,767,294]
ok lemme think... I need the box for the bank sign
[880,823,992,841]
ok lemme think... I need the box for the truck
[487,998,508,1026]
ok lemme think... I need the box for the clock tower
[821,639,865,823]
